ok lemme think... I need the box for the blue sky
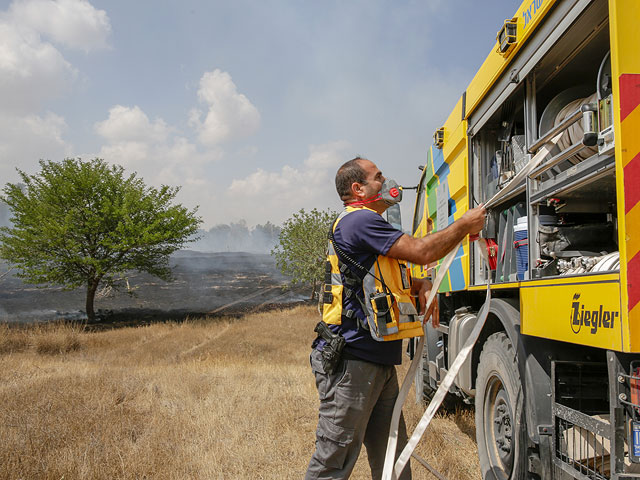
[0,0,521,228]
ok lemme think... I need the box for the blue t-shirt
[314,208,405,365]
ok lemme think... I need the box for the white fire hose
[382,133,563,480]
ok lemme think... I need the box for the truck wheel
[475,332,527,480]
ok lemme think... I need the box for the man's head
[335,157,388,212]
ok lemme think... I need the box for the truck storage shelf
[484,183,526,210]
[529,152,615,205]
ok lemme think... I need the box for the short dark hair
[335,157,367,201]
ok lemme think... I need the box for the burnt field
[0,251,308,326]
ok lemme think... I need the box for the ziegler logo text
[570,293,619,334]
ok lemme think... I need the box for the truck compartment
[470,0,619,286]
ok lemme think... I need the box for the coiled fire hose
[382,133,563,480]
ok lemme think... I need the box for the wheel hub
[493,391,513,460]
[483,377,515,478]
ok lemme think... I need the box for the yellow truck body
[411,2,640,478]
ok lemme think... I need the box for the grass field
[0,306,480,479]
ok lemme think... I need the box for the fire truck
[410,1,640,478]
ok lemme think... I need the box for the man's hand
[411,278,440,328]
[461,204,487,236]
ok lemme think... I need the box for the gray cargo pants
[305,349,411,480]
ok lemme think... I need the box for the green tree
[0,158,201,321]
[271,207,337,299]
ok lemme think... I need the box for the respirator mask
[347,178,403,207]
[379,179,403,206]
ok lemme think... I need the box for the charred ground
[0,251,308,329]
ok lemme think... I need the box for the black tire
[423,380,463,412]
[475,332,527,480]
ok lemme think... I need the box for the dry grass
[0,306,480,479]
[0,321,84,355]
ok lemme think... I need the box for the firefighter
[305,157,486,480]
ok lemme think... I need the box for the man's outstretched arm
[387,205,486,265]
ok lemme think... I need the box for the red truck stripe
[624,152,640,214]
[620,74,640,122]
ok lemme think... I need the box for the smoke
[190,220,281,254]
[0,193,282,254]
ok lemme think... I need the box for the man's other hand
[461,204,487,236]
[411,278,439,328]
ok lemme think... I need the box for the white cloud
[93,105,222,206]
[0,0,111,182]
[226,141,349,224]
[0,0,110,114]
[0,22,76,113]
[8,0,111,52]
[95,105,170,144]
[0,0,110,188]
[189,69,261,146]
[91,65,267,227]
[89,68,264,226]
